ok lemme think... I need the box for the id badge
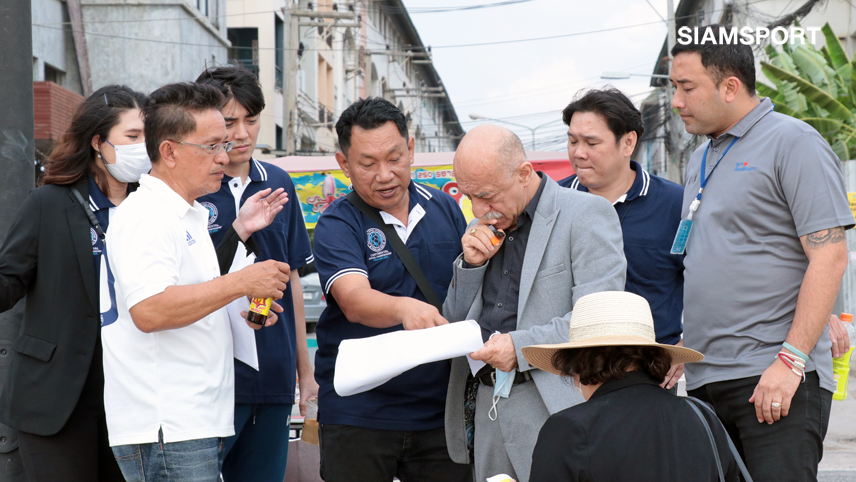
[670,219,693,255]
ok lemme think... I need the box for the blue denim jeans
[111,429,225,482]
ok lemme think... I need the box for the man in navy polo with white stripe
[313,97,471,482]
[558,88,686,389]
[196,65,315,482]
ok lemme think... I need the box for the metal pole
[282,2,298,155]
[0,0,35,477]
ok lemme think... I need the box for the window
[275,17,284,89]
[44,63,64,85]
[228,28,259,78]
[276,125,283,151]
[196,0,208,16]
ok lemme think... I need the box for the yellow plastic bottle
[833,313,855,401]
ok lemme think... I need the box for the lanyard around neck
[686,136,740,219]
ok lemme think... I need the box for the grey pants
[474,380,550,482]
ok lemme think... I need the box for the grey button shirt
[681,97,855,392]
[476,173,547,342]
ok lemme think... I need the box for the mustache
[482,212,504,220]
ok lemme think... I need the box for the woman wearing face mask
[0,85,146,481]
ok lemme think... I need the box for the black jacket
[530,371,739,482]
[0,177,247,435]
[0,178,102,435]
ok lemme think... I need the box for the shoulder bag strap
[70,185,105,241]
[346,191,443,312]
[685,397,754,482]
[685,398,725,482]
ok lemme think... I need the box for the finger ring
[470,228,477,235]
[772,402,781,408]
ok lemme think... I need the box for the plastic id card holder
[670,219,693,255]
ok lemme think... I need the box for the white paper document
[334,319,486,396]
[225,244,260,371]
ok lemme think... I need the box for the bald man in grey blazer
[444,125,626,482]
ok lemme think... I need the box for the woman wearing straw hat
[521,291,741,482]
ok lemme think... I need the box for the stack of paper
[334,319,486,396]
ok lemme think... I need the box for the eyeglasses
[170,140,234,155]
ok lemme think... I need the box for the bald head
[453,124,539,231]
[454,124,527,178]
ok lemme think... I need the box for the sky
[401,0,673,151]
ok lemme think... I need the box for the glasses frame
[169,140,234,155]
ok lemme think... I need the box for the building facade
[32,0,229,96]
[225,0,463,158]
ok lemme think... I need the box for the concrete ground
[819,371,856,481]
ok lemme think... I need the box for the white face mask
[103,141,151,183]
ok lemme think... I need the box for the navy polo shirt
[314,182,466,431]
[559,161,684,344]
[198,159,313,404]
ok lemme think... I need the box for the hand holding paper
[334,319,486,396]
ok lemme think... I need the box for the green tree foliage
[760,23,856,160]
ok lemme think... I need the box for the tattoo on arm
[806,227,846,248]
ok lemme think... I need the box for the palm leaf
[756,82,780,99]
[831,139,849,161]
[791,45,839,98]
[771,101,801,118]
[821,46,835,68]
[762,62,854,122]
[850,57,856,103]
[823,23,849,70]
[801,117,856,137]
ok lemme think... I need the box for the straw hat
[521,291,703,376]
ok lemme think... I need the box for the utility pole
[664,0,687,183]
[0,0,35,478]
[281,2,357,155]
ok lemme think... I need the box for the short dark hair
[195,64,265,117]
[670,24,756,96]
[336,97,408,154]
[43,85,146,187]
[562,88,644,144]
[551,346,672,386]
[143,82,225,162]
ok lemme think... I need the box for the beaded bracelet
[782,342,809,362]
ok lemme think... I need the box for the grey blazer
[443,176,627,463]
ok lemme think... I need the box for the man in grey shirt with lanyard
[670,25,854,481]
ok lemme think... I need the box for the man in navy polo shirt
[196,66,316,482]
[558,88,686,389]
[313,97,470,482]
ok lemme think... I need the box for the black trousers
[17,343,123,482]
[319,424,472,482]
[688,371,832,482]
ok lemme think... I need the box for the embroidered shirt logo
[734,161,756,172]
[91,227,102,255]
[186,231,196,246]
[367,228,386,252]
[200,202,222,233]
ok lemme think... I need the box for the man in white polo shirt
[103,82,292,482]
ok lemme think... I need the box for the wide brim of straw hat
[521,335,704,376]
[520,291,703,376]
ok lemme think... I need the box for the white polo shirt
[103,174,234,446]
